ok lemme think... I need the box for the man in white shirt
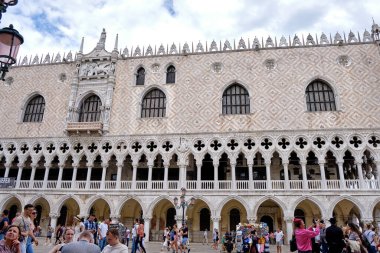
[98,218,109,251]
[274,227,284,253]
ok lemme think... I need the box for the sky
[3,0,380,60]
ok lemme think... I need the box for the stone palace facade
[0,22,380,242]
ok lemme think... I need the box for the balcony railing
[8,179,380,192]
[66,122,103,135]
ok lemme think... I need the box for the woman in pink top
[293,218,320,253]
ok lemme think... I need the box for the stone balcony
[8,179,380,193]
[66,122,103,135]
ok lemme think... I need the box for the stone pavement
[32,240,291,253]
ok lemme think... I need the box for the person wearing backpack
[363,223,376,253]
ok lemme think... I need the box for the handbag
[290,234,297,252]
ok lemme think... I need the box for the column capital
[361,218,373,225]
[247,217,257,223]
[49,213,60,219]
[211,216,221,222]
[143,216,152,221]
[284,216,294,223]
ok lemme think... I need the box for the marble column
[283,162,290,190]
[4,164,10,177]
[285,217,294,245]
[57,165,64,189]
[100,166,107,190]
[164,163,169,189]
[212,216,221,232]
[29,164,37,188]
[213,162,219,190]
[300,161,308,189]
[231,162,236,190]
[71,166,78,189]
[132,164,137,190]
[147,164,153,190]
[116,164,122,189]
[196,162,202,190]
[265,162,272,190]
[42,166,50,189]
[356,162,365,189]
[85,166,93,190]
[15,165,23,188]
[49,214,59,229]
[248,163,253,190]
[143,217,151,242]
[319,163,327,189]
[337,161,346,189]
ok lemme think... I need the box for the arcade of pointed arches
[1,193,380,243]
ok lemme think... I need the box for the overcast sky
[3,0,380,59]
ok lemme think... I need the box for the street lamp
[173,187,195,226]
[0,0,23,81]
[0,24,23,80]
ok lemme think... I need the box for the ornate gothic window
[23,95,45,122]
[222,83,250,115]
[166,65,176,84]
[141,89,166,118]
[306,80,336,111]
[79,95,102,122]
[136,67,145,85]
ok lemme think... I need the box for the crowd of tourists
[292,217,380,253]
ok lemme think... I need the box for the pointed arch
[291,196,327,217]
[115,195,146,215]
[141,88,166,118]
[85,195,114,215]
[327,195,365,219]
[78,94,102,122]
[166,65,176,84]
[216,195,251,217]
[222,82,250,115]
[53,195,82,214]
[253,196,288,217]
[305,79,336,112]
[22,94,45,122]
[146,195,173,217]
[136,66,146,85]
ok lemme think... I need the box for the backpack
[361,231,372,250]
[290,234,297,252]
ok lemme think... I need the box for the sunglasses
[32,212,37,215]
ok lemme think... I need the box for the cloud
[2,0,380,60]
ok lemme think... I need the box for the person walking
[293,218,320,253]
[325,217,345,253]
[274,228,284,253]
[319,220,328,253]
[203,229,208,245]
[98,219,109,251]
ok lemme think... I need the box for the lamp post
[0,0,23,81]
[173,187,195,226]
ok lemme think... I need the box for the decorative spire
[114,34,119,51]
[95,28,107,50]
[79,37,84,53]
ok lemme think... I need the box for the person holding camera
[293,218,320,253]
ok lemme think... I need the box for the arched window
[166,65,176,84]
[136,67,145,85]
[141,89,166,118]
[306,80,336,111]
[79,95,101,122]
[222,83,250,115]
[23,95,45,122]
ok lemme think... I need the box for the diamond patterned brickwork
[1,43,380,138]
